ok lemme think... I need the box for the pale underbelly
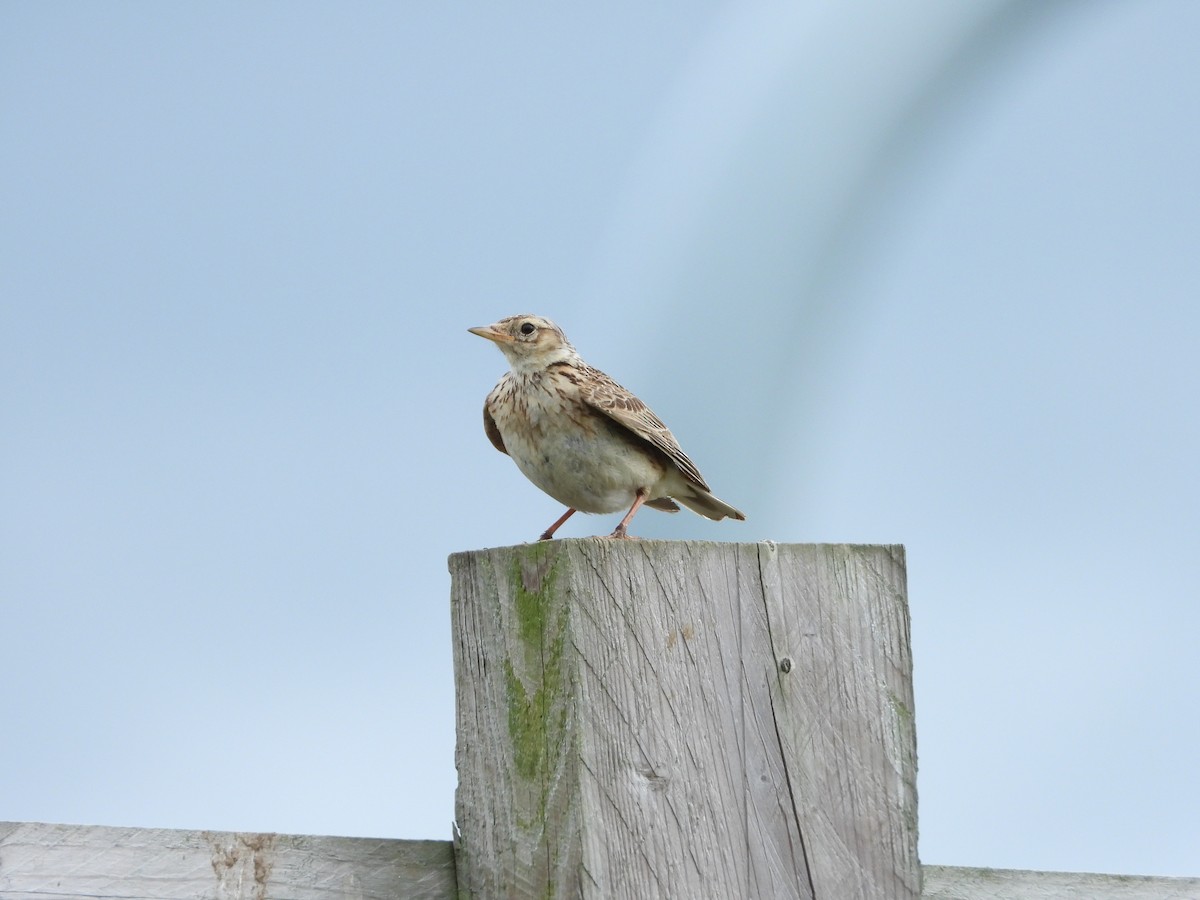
[501,423,665,514]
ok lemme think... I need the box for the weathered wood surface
[450,540,918,900]
[0,821,456,900]
[4,823,1197,900]
[922,865,1200,899]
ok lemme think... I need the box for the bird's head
[469,314,580,372]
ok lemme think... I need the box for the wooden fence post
[2,541,1197,898]
[449,540,918,900]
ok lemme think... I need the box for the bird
[469,314,746,540]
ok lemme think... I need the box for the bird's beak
[468,324,513,344]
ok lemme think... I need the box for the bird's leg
[539,508,577,541]
[608,488,649,539]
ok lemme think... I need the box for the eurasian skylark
[469,314,746,540]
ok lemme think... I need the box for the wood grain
[449,540,918,899]
[0,821,456,900]
[921,865,1200,899]
[4,823,1195,899]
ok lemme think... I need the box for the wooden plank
[759,541,916,899]
[0,822,456,900]
[5,822,1197,900]
[922,864,1200,899]
[449,540,918,899]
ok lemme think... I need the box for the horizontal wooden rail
[0,821,454,900]
[4,823,1197,899]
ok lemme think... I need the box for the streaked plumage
[469,314,746,539]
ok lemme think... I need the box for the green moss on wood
[512,543,560,646]
[503,544,570,806]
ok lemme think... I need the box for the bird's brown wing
[483,401,507,455]
[578,365,710,490]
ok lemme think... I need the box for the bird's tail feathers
[676,489,746,522]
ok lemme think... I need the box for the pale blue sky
[3,0,1198,879]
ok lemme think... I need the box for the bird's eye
[519,322,536,336]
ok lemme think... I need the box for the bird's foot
[605,525,639,540]
[537,531,556,541]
